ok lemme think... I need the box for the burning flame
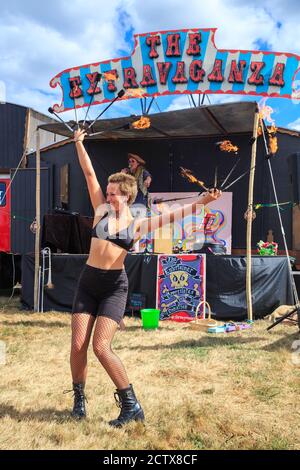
[268,124,278,154]
[259,106,275,124]
[258,97,275,124]
[131,116,151,129]
[125,88,146,98]
[269,124,277,134]
[180,167,208,190]
[219,140,239,154]
[258,116,278,155]
[257,125,263,137]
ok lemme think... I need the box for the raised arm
[136,189,222,238]
[74,128,106,211]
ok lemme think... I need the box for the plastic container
[141,309,160,330]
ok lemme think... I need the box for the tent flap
[39,101,257,140]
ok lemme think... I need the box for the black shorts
[72,264,128,323]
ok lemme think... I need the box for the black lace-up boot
[68,383,87,419]
[109,384,144,428]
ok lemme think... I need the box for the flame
[180,167,208,190]
[268,124,278,154]
[258,116,278,154]
[125,88,146,98]
[258,98,275,124]
[103,71,118,81]
[268,136,278,154]
[131,116,151,129]
[219,140,239,154]
[268,124,277,134]
[259,106,275,124]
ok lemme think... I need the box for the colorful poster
[149,192,232,254]
[50,27,300,113]
[156,254,205,322]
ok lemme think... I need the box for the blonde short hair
[108,172,137,206]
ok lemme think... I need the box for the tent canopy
[39,101,257,141]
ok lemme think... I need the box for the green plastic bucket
[141,309,160,330]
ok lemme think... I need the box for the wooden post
[34,128,41,312]
[22,108,31,168]
[246,109,260,321]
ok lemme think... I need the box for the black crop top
[91,213,135,251]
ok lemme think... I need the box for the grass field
[0,297,299,450]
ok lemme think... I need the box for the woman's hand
[144,176,152,189]
[74,128,87,143]
[198,189,222,204]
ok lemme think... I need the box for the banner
[50,27,300,113]
[156,254,205,322]
[138,192,232,254]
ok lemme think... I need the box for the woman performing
[69,128,221,427]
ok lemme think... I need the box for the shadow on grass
[0,404,73,423]
[1,320,68,328]
[262,331,300,351]
[117,335,267,351]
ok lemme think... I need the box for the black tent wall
[27,131,300,250]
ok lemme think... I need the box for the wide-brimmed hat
[128,152,146,166]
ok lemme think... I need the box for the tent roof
[38,101,258,141]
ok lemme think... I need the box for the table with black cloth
[21,253,157,314]
[20,254,293,320]
[42,214,93,254]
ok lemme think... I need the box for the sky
[1,0,300,129]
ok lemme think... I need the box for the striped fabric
[50,27,300,113]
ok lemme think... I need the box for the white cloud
[227,0,300,52]
[1,0,300,122]
[208,94,247,105]
[163,93,240,113]
[0,0,127,116]
[288,117,300,131]
[165,95,192,112]
[123,0,278,50]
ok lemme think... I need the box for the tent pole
[34,128,41,312]
[22,108,31,168]
[246,108,260,321]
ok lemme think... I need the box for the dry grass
[0,296,300,450]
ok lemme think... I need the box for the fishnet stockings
[70,314,129,390]
[92,316,129,390]
[70,313,95,384]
